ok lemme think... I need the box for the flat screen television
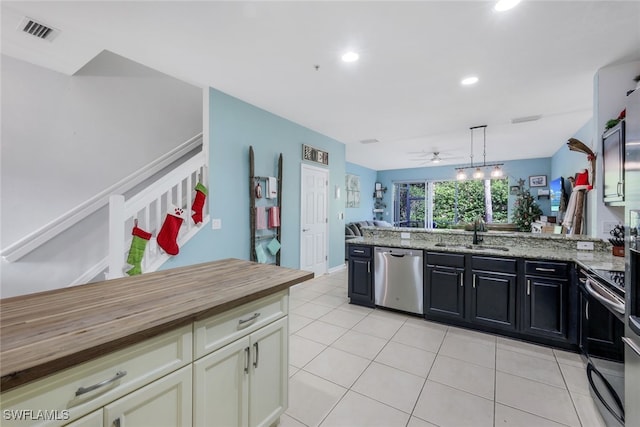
[550,177,565,212]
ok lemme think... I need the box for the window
[394,183,426,227]
[393,178,508,228]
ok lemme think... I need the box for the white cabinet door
[249,317,288,427]
[103,366,191,427]
[64,410,102,427]
[193,336,250,427]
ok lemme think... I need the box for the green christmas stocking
[126,222,152,276]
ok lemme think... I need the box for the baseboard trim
[328,263,347,274]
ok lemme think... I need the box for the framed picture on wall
[509,185,520,195]
[529,175,547,187]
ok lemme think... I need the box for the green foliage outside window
[397,179,509,229]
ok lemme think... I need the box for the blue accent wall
[161,88,346,271]
[551,119,594,184]
[345,162,377,223]
[376,157,553,223]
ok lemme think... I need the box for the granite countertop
[348,231,625,273]
[0,259,314,391]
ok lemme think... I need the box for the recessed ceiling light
[341,51,359,63]
[461,76,479,86]
[494,0,521,12]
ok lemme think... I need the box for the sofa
[345,220,393,260]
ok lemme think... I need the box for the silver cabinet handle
[353,249,365,254]
[473,274,476,289]
[253,342,259,368]
[460,272,464,287]
[244,347,250,373]
[367,261,370,274]
[535,267,555,272]
[76,371,127,396]
[527,280,531,296]
[585,300,589,321]
[617,182,623,196]
[238,312,260,329]
[622,337,640,357]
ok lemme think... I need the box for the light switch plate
[577,241,594,250]
[401,232,411,239]
[212,218,222,229]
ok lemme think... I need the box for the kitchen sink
[434,243,509,252]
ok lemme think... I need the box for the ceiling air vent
[19,17,59,41]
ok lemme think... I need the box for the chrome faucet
[473,217,485,245]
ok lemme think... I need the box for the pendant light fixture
[455,125,504,180]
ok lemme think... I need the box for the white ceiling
[2,1,640,171]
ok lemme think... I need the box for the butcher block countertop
[0,259,314,391]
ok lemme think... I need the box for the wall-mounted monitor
[550,177,565,212]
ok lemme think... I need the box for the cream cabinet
[1,325,192,427]
[193,317,288,427]
[1,291,289,427]
[64,410,102,427]
[103,366,192,427]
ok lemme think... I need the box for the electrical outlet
[401,232,411,239]
[577,241,594,250]
[212,218,222,229]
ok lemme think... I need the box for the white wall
[1,51,202,297]
[1,51,203,248]
[589,60,640,237]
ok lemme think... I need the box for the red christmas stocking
[157,205,185,255]
[191,183,208,224]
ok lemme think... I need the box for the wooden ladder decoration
[249,146,283,265]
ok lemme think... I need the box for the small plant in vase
[512,188,543,232]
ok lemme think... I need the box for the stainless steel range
[579,267,625,426]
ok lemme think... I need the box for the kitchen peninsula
[0,259,313,427]
[348,226,624,352]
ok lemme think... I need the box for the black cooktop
[591,268,625,292]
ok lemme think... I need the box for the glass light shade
[473,167,485,179]
[491,166,503,178]
[456,170,467,180]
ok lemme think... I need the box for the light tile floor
[282,268,608,427]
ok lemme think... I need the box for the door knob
[302,228,310,232]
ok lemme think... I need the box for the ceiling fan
[408,151,461,165]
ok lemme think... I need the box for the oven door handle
[584,278,625,315]
[622,336,640,357]
[586,363,625,424]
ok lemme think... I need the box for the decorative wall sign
[302,144,329,165]
[345,174,360,208]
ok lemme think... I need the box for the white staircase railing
[107,151,209,279]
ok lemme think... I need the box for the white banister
[107,151,209,279]
[1,133,203,262]
[108,195,126,279]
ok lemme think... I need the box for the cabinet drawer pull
[238,312,261,328]
[75,370,127,396]
[527,280,531,296]
[253,342,259,369]
[460,272,464,287]
[535,267,555,272]
[353,249,365,254]
[244,347,250,373]
[473,274,476,289]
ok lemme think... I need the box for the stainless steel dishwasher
[374,247,424,315]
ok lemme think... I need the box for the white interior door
[300,164,328,276]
